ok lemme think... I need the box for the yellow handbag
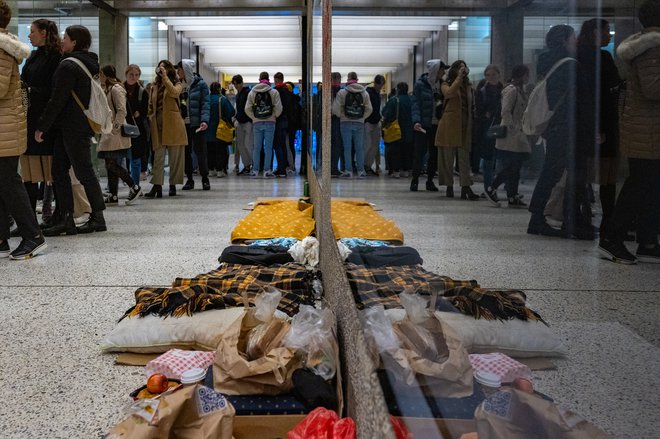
[216,96,235,142]
[382,98,402,143]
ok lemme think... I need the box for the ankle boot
[202,177,210,191]
[144,184,162,199]
[182,179,194,190]
[77,211,107,234]
[426,180,439,192]
[461,186,479,200]
[42,211,77,237]
[446,186,454,198]
[169,185,177,196]
[410,177,418,192]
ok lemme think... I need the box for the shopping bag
[383,120,402,143]
[106,384,234,439]
[215,119,234,143]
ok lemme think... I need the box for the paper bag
[106,384,234,439]
[386,316,473,398]
[475,388,611,439]
[213,309,303,395]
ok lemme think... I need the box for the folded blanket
[443,286,547,324]
[332,201,404,244]
[346,246,423,268]
[219,245,294,266]
[231,200,315,243]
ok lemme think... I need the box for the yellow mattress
[331,200,404,244]
[231,200,315,243]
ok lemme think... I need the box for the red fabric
[289,407,358,439]
[390,416,413,439]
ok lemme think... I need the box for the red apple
[146,373,169,394]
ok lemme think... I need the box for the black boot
[202,177,211,191]
[410,177,418,192]
[182,179,194,190]
[77,211,107,234]
[144,184,162,199]
[446,186,454,198]
[169,185,177,196]
[461,186,479,200]
[426,180,439,192]
[42,211,77,237]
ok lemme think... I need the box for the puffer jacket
[98,83,131,152]
[207,93,236,142]
[245,82,283,124]
[332,82,373,123]
[410,74,435,128]
[382,94,413,144]
[0,29,31,157]
[38,49,99,135]
[617,27,660,160]
[179,59,210,128]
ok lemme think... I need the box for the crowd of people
[0,0,658,264]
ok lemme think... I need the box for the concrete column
[98,10,128,80]
[491,6,524,81]
[6,0,17,35]
[168,27,177,62]
[433,28,449,63]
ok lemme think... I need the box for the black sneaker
[9,236,47,260]
[182,179,195,190]
[527,221,562,237]
[202,178,211,190]
[485,186,500,207]
[126,186,142,205]
[636,244,660,263]
[0,240,10,258]
[508,195,527,208]
[598,239,637,265]
[104,194,118,204]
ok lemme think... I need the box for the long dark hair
[32,19,61,54]
[578,19,609,48]
[446,60,470,86]
[545,24,575,50]
[101,65,121,88]
[65,25,91,51]
[155,59,179,85]
[210,81,221,95]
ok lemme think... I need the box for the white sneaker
[217,171,227,178]
[391,172,400,179]
[339,171,352,179]
[74,213,90,226]
[250,170,261,179]
[357,171,367,179]
[287,168,296,176]
[401,171,409,178]
[209,170,217,177]
[263,170,276,179]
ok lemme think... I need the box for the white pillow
[100,308,245,353]
[434,311,566,358]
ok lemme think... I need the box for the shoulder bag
[216,96,235,142]
[382,98,402,144]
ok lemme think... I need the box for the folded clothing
[346,246,423,268]
[339,238,389,249]
[218,245,293,266]
[346,263,477,310]
[332,201,404,244]
[249,238,299,248]
[444,286,546,324]
[172,263,316,317]
[231,200,315,243]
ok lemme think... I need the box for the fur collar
[617,28,660,66]
[0,29,31,62]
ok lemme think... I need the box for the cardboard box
[232,414,306,439]
[398,417,477,438]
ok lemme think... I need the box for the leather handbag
[485,118,507,140]
[216,96,235,142]
[382,98,402,144]
[121,97,141,138]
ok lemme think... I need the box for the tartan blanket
[444,286,547,324]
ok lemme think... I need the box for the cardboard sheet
[517,357,557,371]
[115,353,159,366]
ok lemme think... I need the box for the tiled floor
[0,166,657,438]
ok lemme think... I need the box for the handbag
[216,96,235,142]
[120,94,140,138]
[382,98,402,143]
[485,118,507,140]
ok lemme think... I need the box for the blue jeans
[252,122,276,172]
[340,122,365,174]
[130,157,141,186]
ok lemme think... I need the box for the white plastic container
[180,368,207,386]
[474,370,502,396]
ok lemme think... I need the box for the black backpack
[253,91,274,119]
[344,91,365,119]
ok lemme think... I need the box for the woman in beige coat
[484,65,531,208]
[0,1,46,259]
[435,60,479,200]
[98,65,142,205]
[144,59,187,198]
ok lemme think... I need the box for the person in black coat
[20,19,61,219]
[36,25,106,236]
[577,19,623,237]
[273,72,294,176]
[473,64,504,189]
[124,64,150,185]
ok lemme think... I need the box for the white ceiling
[161,16,452,82]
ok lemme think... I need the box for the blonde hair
[125,64,142,76]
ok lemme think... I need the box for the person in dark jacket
[123,64,150,185]
[20,19,60,220]
[231,74,253,175]
[36,25,107,236]
[410,59,448,192]
[382,82,413,178]
[527,25,592,239]
[286,81,301,173]
[364,74,385,175]
[473,64,504,189]
[207,82,236,178]
[177,59,211,191]
[273,72,293,177]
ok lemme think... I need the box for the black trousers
[105,157,135,196]
[411,124,438,181]
[207,140,230,173]
[274,117,289,172]
[0,156,41,241]
[387,140,413,172]
[330,117,342,174]
[491,150,528,198]
[51,128,105,214]
[607,158,660,245]
[185,125,209,180]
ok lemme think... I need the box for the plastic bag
[246,288,291,360]
[400,290,429,324]
[288,407,355,439]
[390,416,413,439]
[360,305,400,354]
[284,305,337,380]
[395,292,443,362]
[331,418,356,439]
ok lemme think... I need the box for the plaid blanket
[444,286,547,324]
[346,264,478,310]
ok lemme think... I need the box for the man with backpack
[332,72,373,178]
[364,75,385,175]
[273,72,293,177]
[176,59,211,191]
[245,71,283,178]
[231,74,253,175]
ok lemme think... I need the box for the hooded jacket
[616,28,660,160]
[179,59,210,128]
[332,82,373,123]
[0,29,31,157]
[234,85,252,124]
[245,82,283,124]
[38,49,99,135]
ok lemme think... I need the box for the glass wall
[128,17,168,83]
[447,16,492,82]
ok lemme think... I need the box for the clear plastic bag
[394,292,447,362]
[284,305,337,380]
[400,290,429,324]
[246,288,290,360]
[360,305,400,354]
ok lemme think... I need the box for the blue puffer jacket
[411,73,435,128]
[207,94,236,142]
[187,74,210,127]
